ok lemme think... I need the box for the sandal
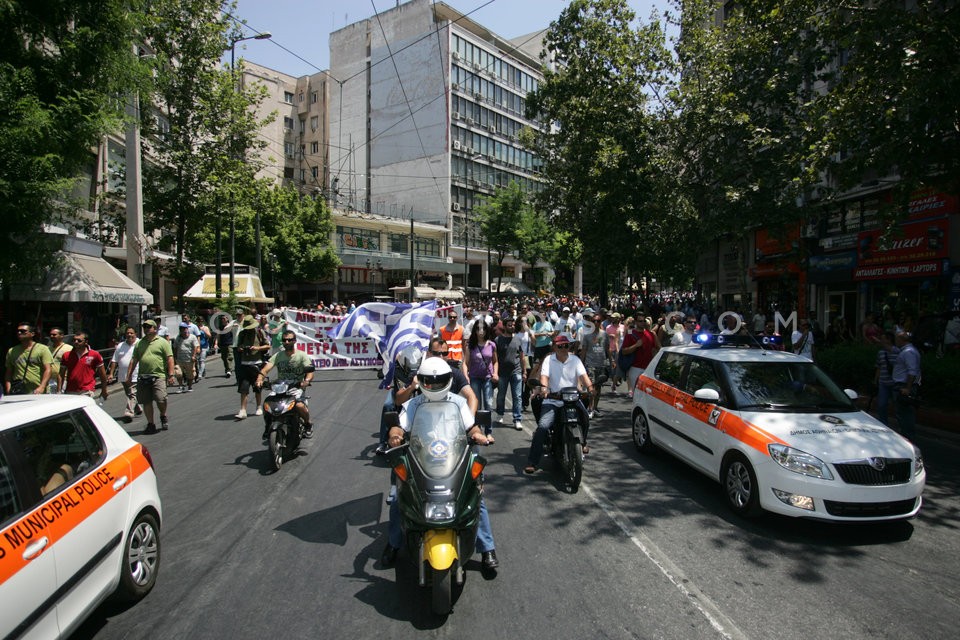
[523,465,536,474]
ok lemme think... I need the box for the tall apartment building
[327,0,547,292]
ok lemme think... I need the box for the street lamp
[227,31,272,295]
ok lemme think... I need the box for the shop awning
[433,288,464,300]
[389,285,437,300]
[9,250,154,305]
[182,273,274,304]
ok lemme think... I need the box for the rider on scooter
[381,357,499,572]
[256,329,314,440]
[524,334,593,475]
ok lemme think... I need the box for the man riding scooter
[256,330,314,440]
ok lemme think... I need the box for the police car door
[0,427,62,639]
[640,352,685,454]
[675,356,726,476]
[52,409,131,635]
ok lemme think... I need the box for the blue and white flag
[327,300,438,388]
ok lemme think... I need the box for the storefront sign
[853,260,945,281]
[857,218,949,266]
[908,189,958,218]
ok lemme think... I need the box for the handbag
[9,343,36,395]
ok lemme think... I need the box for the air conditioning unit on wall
[451,202,461,211]
[452,140,461,151]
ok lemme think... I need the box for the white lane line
[582,483,751,640]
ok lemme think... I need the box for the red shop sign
[856,218,949,266]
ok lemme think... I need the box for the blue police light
[695,332,712,345]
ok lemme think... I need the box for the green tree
[475,182,531,295]
[527,0,675,303]
[515,204,555,292]
[141,0,271,308]
[0,0,146,284]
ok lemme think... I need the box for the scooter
[262,378,308,471]
[384,407,491,615]
[532,384,588,493]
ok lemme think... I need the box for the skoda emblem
[868,457,886,471]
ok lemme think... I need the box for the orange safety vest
[439,325,464,360]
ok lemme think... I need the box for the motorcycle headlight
[424,501,456,522]
[768,444,834,480]
[914,445,924,476]
[561,389,580,402]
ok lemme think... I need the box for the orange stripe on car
[0,444,149,586]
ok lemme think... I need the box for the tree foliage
[527,0,679,299]
[0,0,146,284]
[475,181,532,294]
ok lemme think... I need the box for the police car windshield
[724,361,856,412]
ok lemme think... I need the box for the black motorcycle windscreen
[409,401,470,479]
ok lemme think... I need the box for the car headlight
[424,501,456,522]
[768,444,834,480]
[914,445,924,476]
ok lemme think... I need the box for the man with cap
[524,334,594,474]
[173,322,200,392]
[127,319,176,434]
[234,314,270,419]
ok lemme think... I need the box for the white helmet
[395,345,423,387]
[417,356,453,401]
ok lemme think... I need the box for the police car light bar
[696,333,783,349]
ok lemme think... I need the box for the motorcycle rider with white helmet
[374,345,424,456]
[380,357,499,572]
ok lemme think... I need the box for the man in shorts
[127,319,175,434]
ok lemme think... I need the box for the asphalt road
[72,356,960,640]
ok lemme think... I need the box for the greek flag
[327,300,438,388]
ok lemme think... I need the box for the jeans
[527,398,589,467]
[470,378,494,432]
[387,492,495,554]
[496,371,523,422]
[894,384,916,436]
[876,382,894,425]
[197,348,207,378]
[379,390,396,446]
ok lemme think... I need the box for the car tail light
[141,444,156,470]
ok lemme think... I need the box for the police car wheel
[631,410,653,453]
[722,453,761,518]
[114,511,161,603]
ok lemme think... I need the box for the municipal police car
[0,395,162,639]
[631,334,925,521]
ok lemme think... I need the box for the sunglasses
[556,344,571,349]
[73,338,86,343]
[17,329,30,334]
[282,338,296,343]
[430,350,449,356]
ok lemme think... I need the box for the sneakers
[123,413,134,424]
[255,407,263,416]
[186,385,193,392]
[495,413,504,424]
[235,410,247,420]
[144,423,158,435]
[303,424,314,439]
[178,385,185,394]
[514,420,523,431]
[160,415,169,431]
[225,371,232,378]
[588,410,596,419]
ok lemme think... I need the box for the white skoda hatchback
[0,395,162,639]
[631,335,925,521]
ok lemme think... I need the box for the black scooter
[262,378,308,471]
[531,384,588,493]
[384,407,491,615]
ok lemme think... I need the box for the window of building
[284,91,294,103]
[284,142,295,157]
[311,166,319,179]
[283,116,294,130]
[299,119,305,132]
[310,116,319,131]
[311,141,319,154]
[298,91,304,103]
[389,233,408,254]
[337,225,380,251]
[311,91,318,103]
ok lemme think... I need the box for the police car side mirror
[475,410,491,428]
[384,411,400,428]
[693,388,721,403]
[844,389,858,400]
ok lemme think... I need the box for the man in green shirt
[127,319,175,434]
[256,329,315,440]
[4,322,53,395]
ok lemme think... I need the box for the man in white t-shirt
[108,326,141,422]
[791,319,816,360]
[524,334,593,474]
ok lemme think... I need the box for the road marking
[582,483,751,640]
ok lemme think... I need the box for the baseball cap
[142,319,157,328]
[179,322,190,328]
[553,334,571,345]
[562,306,571,312]
[582,307,595,315]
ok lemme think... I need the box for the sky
[230,0,672,78]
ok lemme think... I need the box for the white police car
[0,395,162,639]
[631,334,925,521]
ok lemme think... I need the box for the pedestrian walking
[892,331,922,437]
[4,322,53,395]
[173,322,200,392]
[61,332,109,401]
[109,326,141,422]
[128,319,175,434]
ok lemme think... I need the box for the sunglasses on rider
[282,338,296,343]
[430,349,449,356]
[556,344,571,350]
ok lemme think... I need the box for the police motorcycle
[384,359,491,616]
[531,381,588,493]
[262,377,310,471]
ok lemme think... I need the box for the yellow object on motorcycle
[423,529,458,570]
